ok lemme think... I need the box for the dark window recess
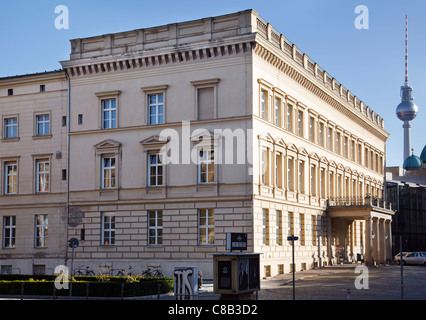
[40,85,46,92]
[62,169,67,180]
[62,116,67,127]
[78,114,83,125]
[81,229,85,241]
[7,89,13,96]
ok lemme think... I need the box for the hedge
[0,276,174,298]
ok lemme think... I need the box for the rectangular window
[274,97,280,126]
[261,150,267,185]
[288,212,294,236]
[287,105,293,131]
[262,209,269,245]
[102,156,116,189]
[309,117,314,142]
[319,123,324,147]
[198,209,214,245]
[148,210,163,245]
[148,94,164,125]
[7,89,13,96]
[5,162,17,195]
[297,111,303,137]
[198,149,214,184]
[275,154,281,187]
[4,118,17,139]
[336,132,341,155]
[287,158,293,191]
[148,153,163,186]
[328,128,333,151]
[101,213,115,245]
[310,165,316,196]
[311,215,317,245]
[198,87,214,120]
[298,161,304,194]
[3,216,16,248]
[276,210,282,245]
[36,160,49,193]
[35,215,48,248]
[344,136,348,158]
[300,213,305,246]
[102,99,116,129]
[260,90,267,120]
[36,114,50,136]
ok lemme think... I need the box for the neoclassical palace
[0,10,394,278]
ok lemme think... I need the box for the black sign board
[226,233,247,251]
[217,260,232,290]
[287,235,299,241]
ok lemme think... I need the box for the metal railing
[327,196,392,211]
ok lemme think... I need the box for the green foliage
[0,275,174,297]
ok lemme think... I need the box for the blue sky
[1,0,425,167]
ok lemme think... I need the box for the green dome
[403,154,422,170]
[420,145,426,163]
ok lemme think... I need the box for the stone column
[364,217,373,265]
[372,217,379,265]
[386,220,393,263]
[381,219,387,264]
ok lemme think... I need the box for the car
[394,252,411,264]
[399,251,426,265]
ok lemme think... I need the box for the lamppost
[68,238,79,296]
[287,235,299,300]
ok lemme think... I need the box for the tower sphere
[396,85,418,121]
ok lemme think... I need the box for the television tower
[396,15,418,162]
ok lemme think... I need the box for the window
[198,149,214,184]
[309,117,314,142]
[7,89,13,96]
[262,209,269,245]
[287,104,293,131]
[288,212,294,236]
[101,156,116,189]
[3,216,16,248]
[275,154,281,187]
[287,157,293,191]
[148,153,163,186]
[297,111,303,137]
[4,118,17,139]
[36,114,50,136]
[336,132,341,155]
[102,99,116,129]
[148,94,164,125]
[35,215,48,248]
[260,90,267,120]
[5,162,17,195]
[327,128,333,151]
[78,114,83,125]
[343,136,348,158]
[101,213,115,245]
[274,97,281,126]
[198,209,214,245]
[148,210,163,245]
[319,123,324,147]
[276,210,282,245]
[36,160,49,193]
[298,161,304,194]
[320,169,325,198]
[261,150,267,185]
[310,165,316,196]
[299,214,305,246]
[40,85,46,92]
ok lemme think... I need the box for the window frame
[198,148,215,184]
[147,93,164,125]
[4,117,18,139]
[148,210,163,246]
[101,212,115,246]
[35,114,50,136]
[101,99,117,129]
[101,155,116,189]
[4,161,17,195]
[147,152,163,187]
[198,209,214,246]
[34,214,48,248]
[3,216,16,248]
[36,159,50,193]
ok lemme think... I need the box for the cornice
[253,37,389,141]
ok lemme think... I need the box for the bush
[0,276,174,297]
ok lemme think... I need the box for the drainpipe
[64,68,71,267]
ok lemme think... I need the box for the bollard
[157,283,161,300]
[347,288,351,300]
[20,282,24,300]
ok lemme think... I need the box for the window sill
[32,134,52,140]
[1,137,20,142]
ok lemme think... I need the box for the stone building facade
[0,10,394,278]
